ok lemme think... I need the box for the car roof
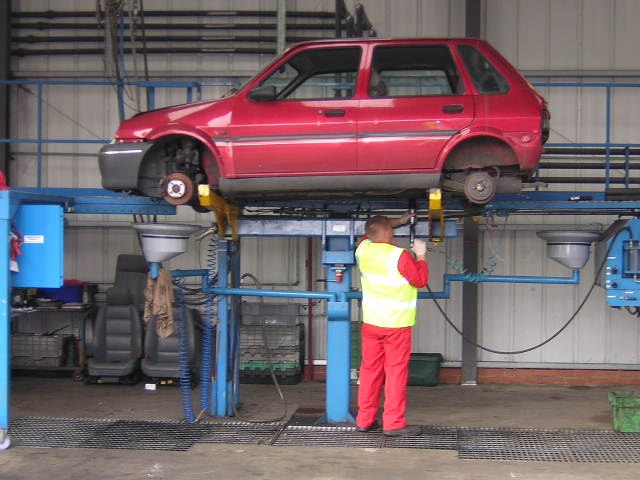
[286,37,487,50]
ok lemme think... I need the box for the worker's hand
[396,211,414,226]
[411,239,427,257]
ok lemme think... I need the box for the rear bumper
[98,141,154,190]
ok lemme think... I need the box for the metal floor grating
[10,417,214,451]
[198,421,284,445]
[9,417,640,463]
[273,425,458,450]
[458,427,640,463]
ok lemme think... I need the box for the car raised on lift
[99,37,549,208]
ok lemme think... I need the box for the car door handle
[442,104,464,113]
[324,109,346,117]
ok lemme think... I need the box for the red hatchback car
[99,37,549,207]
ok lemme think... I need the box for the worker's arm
[397,250,428,288]
[389,211,413,229]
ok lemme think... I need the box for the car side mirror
[248,85,277,102]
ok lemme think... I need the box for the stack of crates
[11,333,73,368]
[239,302,305,384]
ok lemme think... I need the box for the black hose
[231,273,288,424]
[427,226,632,355]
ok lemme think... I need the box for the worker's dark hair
[365,215,392,241]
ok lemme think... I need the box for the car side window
[458,45,509,94]
[260,47,361,100]
[369,45,463,98]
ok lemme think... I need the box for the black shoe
[383,425,423,437]
[356,420,380,433]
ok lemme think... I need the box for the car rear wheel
[463,171,496,204]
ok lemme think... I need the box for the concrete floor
[2,374,640,479]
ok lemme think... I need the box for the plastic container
[408,353,443,386]
[608,391,640,432]
[39,281,84,303]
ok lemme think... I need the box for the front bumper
[98,141,154,190]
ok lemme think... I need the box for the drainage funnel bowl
[537,231,601,269]
[132,223,201,263]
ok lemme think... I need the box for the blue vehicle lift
[3,188,640,448]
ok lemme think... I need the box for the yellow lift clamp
[197,184,240,240]
[428,187,445,244]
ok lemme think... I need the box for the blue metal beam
[10,188,175,215]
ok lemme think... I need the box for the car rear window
[260,47,361,100]
[458,45,509,94]
[369,45,463,97]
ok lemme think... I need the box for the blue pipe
[174,270,580,303]
[149,262,160,279]
[345,270,581,301]
[205,286,336,301]
[447,269,580,285]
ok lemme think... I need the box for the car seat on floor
[141,308,201,385]
[85,288,143,383]
[113,254,149,314]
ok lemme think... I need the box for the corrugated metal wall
[9,0,640,368]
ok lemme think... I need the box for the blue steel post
[0,192,10,440]
[230,241,241,410]
[605,85,612,189]
[323,236,355,423]
[214,239,230,416]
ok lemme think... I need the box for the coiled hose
[446,215,508,283]
[199,233,218,414]
[175,277,196,423]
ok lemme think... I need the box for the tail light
[541,109,550,144]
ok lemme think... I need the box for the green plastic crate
[408,353,443,386]
[609,391,640,432]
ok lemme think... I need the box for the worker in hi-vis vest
[355,214,428,437]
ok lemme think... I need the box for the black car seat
[86,288,143,383]
[113,254,149,314]
[141,307,200,384]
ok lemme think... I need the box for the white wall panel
[548,0,580,70]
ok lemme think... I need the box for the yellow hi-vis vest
[355,239,418,328]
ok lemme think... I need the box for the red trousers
[356,322,412,431]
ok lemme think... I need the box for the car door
[229,46,362,176]
[357,43,474,172]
